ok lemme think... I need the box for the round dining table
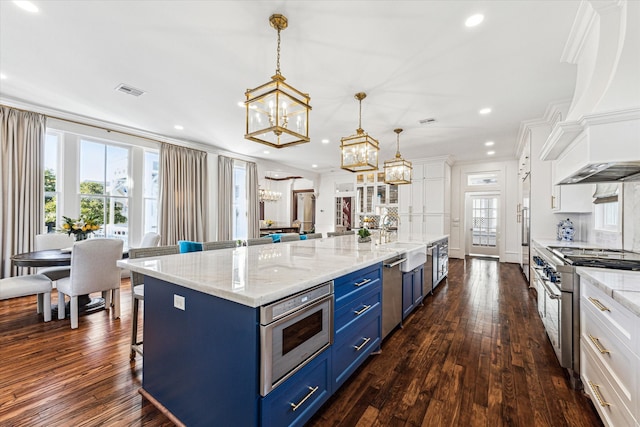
[11,248,107,315]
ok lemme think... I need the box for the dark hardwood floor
[0,258,602,426]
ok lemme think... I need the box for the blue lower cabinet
[332,310,381,390]
[261,349,331,427]
[402,265,424,319]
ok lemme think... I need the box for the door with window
[466,194,499,257]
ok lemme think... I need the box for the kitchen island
[117,235,426,426]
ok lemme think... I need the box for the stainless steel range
[531,242,640,389]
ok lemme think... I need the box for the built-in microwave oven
[259,281,334,396]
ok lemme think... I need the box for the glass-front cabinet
[355,172,398,217]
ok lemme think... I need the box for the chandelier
[259,187,282,202]
[245,14,311,148]
[384,128,412,185]
[340,92,379,172]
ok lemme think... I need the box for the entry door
[468,195,499,257]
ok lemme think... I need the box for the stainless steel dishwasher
[382,254,406,339]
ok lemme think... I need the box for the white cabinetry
[398,158,451,237]
[550,162,593,213]
[355,172,398,217]
[580,276,639,427]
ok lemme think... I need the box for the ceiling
[0,1,580,173]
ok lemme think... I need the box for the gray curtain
[246,161,260,239]
[217,155,234,241]
[0,107,46,278]
[158,143,207,245]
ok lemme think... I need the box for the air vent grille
[419,118,436,125]
[115,83,145,97]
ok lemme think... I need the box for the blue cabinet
[332,263,382,391]
[402,265,424,319]
[261,348,331,427]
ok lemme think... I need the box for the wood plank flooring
[0,258,602,426]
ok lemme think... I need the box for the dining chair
[327,232,341,237]
[305,233,323,239]
[137,232,161,248]
[34,233,75,281]
[246,238,273,246]
[128,245,179,359]
[56,239,124,329]
[0,274,53,322]
[342,230,356,235]
[203,240,237,251]
[280,234,301,242]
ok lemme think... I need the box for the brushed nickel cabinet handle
[588,381,610,407]
[290,386,319,412]
[354,305,371,316]
[588,334,610,354]
[588,297,611,312]
[354,278,372,287]
[354,337,371,351]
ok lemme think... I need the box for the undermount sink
[383,242,427,272]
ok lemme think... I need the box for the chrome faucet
[379,212,399,244]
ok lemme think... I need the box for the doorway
[465,193,500,257]
[292,190,316,233]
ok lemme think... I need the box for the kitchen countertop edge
[576,267,640,318]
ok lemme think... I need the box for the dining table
[11,247,128,316]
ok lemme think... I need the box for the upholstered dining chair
[56,239,124,329]
[246,238,273,246]
[128,245,179,359]
[34,233,75,281]
[137,232,161,248]
[305,233,323,239]
[203,240,237,251]
[0,274,53,322]
[280,234,301,242]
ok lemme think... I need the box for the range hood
[558,161,640,184]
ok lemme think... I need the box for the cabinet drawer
[581,279,636,350]
[261,349,331,427]
[581,343,638,427]
[334,286,381,334]
[332,312,381,390]
[581,305,637,413]
[334,263,382,306]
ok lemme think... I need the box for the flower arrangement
[357,228,371,242]
[61,215,101,241]
[265,219,274,227]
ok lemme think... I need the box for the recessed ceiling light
[263,150,270,154]
[485,141,494,146]
[465,14,484,27]
[321,139,330,144]
[487,150,495,155]
[312,164,318,168]
[0,73,6,80]
[13,1,38,13]
[174,125,184,130]
[274,174,279,177]
[479,108,492,115]
[237,102,244,108]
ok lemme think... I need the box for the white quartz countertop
[576,267,640,317]
[117,235,426,307]
[395,232,448,246]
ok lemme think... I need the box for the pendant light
[245,14,311,148]
[384,128,412,185]
[340,92,379,172]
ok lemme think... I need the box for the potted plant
[357,228,371,243]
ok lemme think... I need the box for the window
[595,202,620,232]
[143,151,159,234]
[467,173,498,186]
[233,162,248,240]
[79,139,130,245]
[44,132,60,232]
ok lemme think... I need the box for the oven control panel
[532,255,561,284]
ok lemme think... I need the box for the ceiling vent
[115,83,145,97]
[419,118,436,125]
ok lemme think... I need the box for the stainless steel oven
[260,281,334,396]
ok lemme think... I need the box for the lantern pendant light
[384,128,412,185]
[340,92,379,172]
[245,14,311,148]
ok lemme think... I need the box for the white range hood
[540,0,640,185]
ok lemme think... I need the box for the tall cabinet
[398,157,452,237]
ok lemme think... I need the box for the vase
[358,236,371,243]
[75,232,88,241]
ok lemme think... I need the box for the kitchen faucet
[379,212,399,244]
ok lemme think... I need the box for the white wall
[450,159,520,263]
[315,171,355,235]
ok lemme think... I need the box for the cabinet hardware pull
[588,334,610,354]
[354,278,371,287]
[588,381,610,407]
[588,297,610,312]
[551,195,555,209]
[384,258,406,268]
[541,280,562,300]
[354,337,371,351]
[354,305,371,316]
[290,386,319,412]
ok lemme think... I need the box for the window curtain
[246,161,260,239]
[158,143,207,245]
[593,183,619,204]
[0,107,46,278]
[217,155,234,241]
